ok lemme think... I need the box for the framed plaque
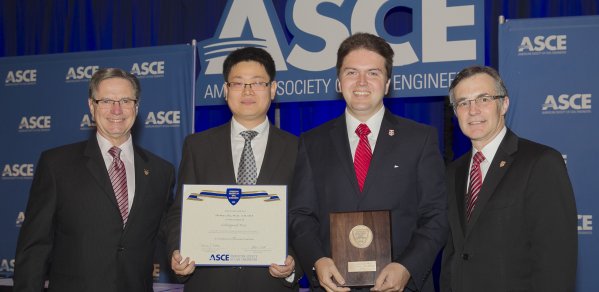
[330,210,391,287]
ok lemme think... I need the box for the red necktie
[466,151,485,221]
[354,124,372,192]
[108,146,129,226]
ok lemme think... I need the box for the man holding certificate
[289,33,448,292]
[166,47,302,291]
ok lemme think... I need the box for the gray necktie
[237,130,258,185]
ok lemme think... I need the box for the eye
[368,70,380,77]
[478,96,491,103]
[457,100,469,108]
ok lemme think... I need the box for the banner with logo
[195,0,485,106]
[0,44,194,278]
[499,15,599,291]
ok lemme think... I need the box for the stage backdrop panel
[195,0,485,106]
[499,15,599,291]
[0,44,194,279]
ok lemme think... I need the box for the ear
[500,96,510,115]
[270,80,277,101]
[223,83,228,101]
[88,98,95,119]
[336,78,341,92]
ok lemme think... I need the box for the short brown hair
[336,32,394,80]
[89,68,141,100]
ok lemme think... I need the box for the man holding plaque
[166,47,302,291]
[289,33,448,292]
[440,66,577,292]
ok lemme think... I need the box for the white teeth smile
[354,91,370,95]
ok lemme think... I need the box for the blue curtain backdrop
[2,0,598,159]
[2,0,598,289]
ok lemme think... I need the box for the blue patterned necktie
[237,130,258,185]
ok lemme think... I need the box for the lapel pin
[144,169,150,176]
[388,129,395,136]
[499,161,506,168]
[393,164,399,168]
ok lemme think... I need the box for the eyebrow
[456,92,494,101]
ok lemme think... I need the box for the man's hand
[314,257,351,292]
[170,250,195,276]
[371,262,411,292]
[269,255,295,278]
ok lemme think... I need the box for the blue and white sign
[499,15,599,291]
[196,0,485,105]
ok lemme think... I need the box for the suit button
[461,253,470,260]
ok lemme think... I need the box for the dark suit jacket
[166,122,301,291]
[289,110,448,292]
[14,137,175,292]
[441,129,578,292]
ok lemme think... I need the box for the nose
[242,84,255,95]
[357,72,368,85]
[467,100,481,114]
[110,101,124,113]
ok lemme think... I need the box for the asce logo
[0,259,15,274]
[542,94,591,114]
[80,114,96,130]
[2,164,34,179]
[130,61,165,78]
[209,254,230,261]
[18,116,52,132]
[145,111,180,128]
[65,66,99,82]
[5,69,37,86]
[578,214,592,235]
[518,35,567,56]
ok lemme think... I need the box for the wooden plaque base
[330,210,391,287]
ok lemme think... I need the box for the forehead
[341,48,386,69]
[228,61,268,80]
[97,77,134,92]
[453,73,496,98]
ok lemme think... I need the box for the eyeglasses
[452,95,504,111]
[226,81,271,91]
[92,98,138,109]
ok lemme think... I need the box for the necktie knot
[108,146,122,159]
[473,151,485,165]
[240,130,258,141]
[355,124,371,137]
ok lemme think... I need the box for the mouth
[108,118,125,123]
[468,120,486,126]
[353,90,371,96]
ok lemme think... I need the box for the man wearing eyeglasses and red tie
[14,68,175,292]
[166,47,302,291]
[441,65,578,292]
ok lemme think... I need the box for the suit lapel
[257,125,284,184]
[329,115,360,195]
[453,154,470,237]
[124,146,151,234]
[466,130,518,235]
[84,137,119,208]
[216,123,237,183]
[361,110,397,196]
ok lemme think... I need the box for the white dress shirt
[345,106,385,160]
[231,117,270,180]
[467,126,507,186]
[97,133,136,211]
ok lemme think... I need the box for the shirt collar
[96,132,134,161]
[472,126,507,164]
[345,106,385,138]
[231,116,269,135]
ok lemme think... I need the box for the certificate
[180,184,287,266]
